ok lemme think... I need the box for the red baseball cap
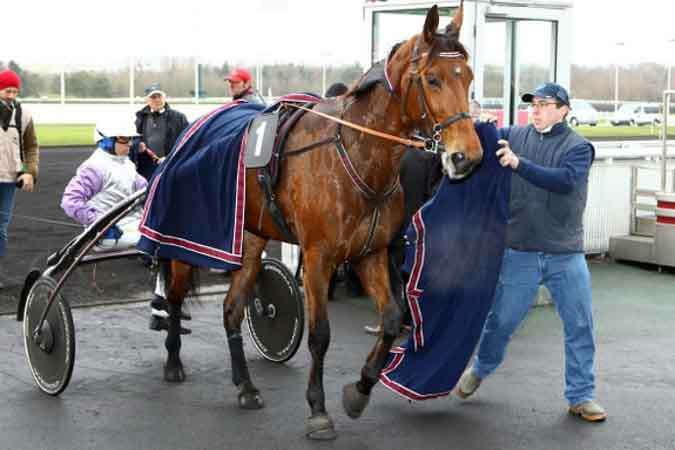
[0,69,21,91]
[224,67,252,83]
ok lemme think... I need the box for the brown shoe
[568,400,607,422]
[455,369,481,399]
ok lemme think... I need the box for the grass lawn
[36,124,94,147]
[575,123,675,140]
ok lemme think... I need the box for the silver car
[568,99,599,127]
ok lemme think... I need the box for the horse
[159,2,482,440]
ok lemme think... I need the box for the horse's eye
[453,66,462,77]
[426,75,441,87]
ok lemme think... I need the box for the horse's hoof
[238,391,265,410]
[342,382,370,419]
[305,414,337,440]
[164,364,185,383]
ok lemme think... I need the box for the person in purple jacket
[61,119,191,334]
[61,120,146,249]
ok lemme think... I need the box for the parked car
[568,99,598,127]
[611,103,662,126]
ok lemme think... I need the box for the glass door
[481,17,558,126]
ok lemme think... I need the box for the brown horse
[161,2,482,439]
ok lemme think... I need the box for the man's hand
[496,139,519,170]
[139,142,147,153]
[17,173,35,192]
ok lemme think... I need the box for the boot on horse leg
[343,250,402,419]
[302,249,337,440]
[224,233,267,410]
[163,260,193,382]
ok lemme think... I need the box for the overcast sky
[4,0,674,70]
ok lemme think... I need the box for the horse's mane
[346,26,467,99]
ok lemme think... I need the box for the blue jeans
[0,182,17,257]
[472,248,596,406]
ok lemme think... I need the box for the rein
[283,102,427,149]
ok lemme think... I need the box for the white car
[568,99,598,127]
[611,103,662,126]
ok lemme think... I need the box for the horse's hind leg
[224,232,267,410]
[164,260,194,382]
[343,249,402,419]
[303,248,337,440]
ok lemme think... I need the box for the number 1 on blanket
[254,122,267,157]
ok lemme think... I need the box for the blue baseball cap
[522,82,570,107]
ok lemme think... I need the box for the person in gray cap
[455,82,607,423]
[133,88,189,180]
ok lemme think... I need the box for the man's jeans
[472,248,596,406]
[0,182,17,257]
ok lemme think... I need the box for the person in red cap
[0,69,39,269]
[224,67,265,105]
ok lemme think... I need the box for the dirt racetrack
[0,147,239,316]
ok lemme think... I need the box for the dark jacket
[133,103,189,180]
[501,121,594,253]
[234,88,266,106]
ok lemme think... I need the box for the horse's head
[388,2,482,179]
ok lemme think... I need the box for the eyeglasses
[116,137,136,145]
[529,101,559,110]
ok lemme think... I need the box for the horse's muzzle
[441,151,477,179]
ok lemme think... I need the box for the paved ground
[1,147,674,449]
[1,260,674,450]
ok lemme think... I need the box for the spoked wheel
[22,276,76,396]
[246,258,304,363]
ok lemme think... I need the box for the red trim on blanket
[406,212,427,350]
[379,352,453,401]
[139,101,247,264]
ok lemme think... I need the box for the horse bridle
[400,35,472,154]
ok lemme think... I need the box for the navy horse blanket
[138,101,265,270]
[380,121,512,400]
[138,95,321,270]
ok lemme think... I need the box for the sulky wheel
[246,258,304,363]
[22,276,76,396]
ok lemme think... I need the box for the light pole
[667,39,675,92]
[614,42,624,113]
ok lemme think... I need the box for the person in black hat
[455,82,606,423]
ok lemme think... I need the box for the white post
[194,60,200,104]
[129,57,135,105]
[614,42,624,113]
[60,67,66,105]
[667,38,675,92]
[322,63,327,97]
[614,64,619,113]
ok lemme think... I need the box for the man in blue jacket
[456,83,607,422]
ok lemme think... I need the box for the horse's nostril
[451,152,466,166]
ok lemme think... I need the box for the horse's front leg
[164,260,193,382]
[224,233,267,409]
[303,248,337,440]
[343,249,402,418]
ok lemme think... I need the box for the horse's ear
[446,0,464,36]
[423,5,440,45]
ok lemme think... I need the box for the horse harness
[259,35,473,258]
